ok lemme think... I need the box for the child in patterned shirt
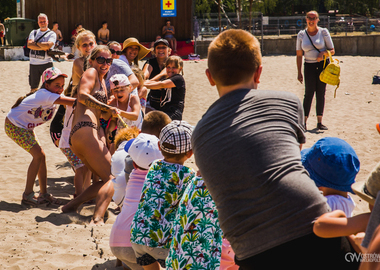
[130,120,196,270]
[165,176,223,270]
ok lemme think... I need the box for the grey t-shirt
[192,89,329,260]
[105,59,135,94]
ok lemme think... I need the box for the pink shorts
[60,148,84,170]
[5,120,39,152]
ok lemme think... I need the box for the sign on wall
[161,0,176,17]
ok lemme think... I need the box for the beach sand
[0,56,380,269]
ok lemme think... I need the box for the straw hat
[352,161,380,205]
[122,37,150,60]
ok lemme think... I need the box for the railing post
[328,16,330,31]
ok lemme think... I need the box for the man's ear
[253,65,263,84]
[205,69,216,86]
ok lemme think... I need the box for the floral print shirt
[130,160,195,249]
[166,177,223,270]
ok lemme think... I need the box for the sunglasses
[109,49,122,55]
[92,56,113,65]
[306,16,318,21]
[156,46,167,50]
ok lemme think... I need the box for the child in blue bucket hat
[301,137,360,217]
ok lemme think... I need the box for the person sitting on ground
[162,19,177,53]
[301,137,360,217]
[110,133,164,270]
[71,23,83,53]
[97,21,109,45]
[108,41,122,59]
[191,29,360,269]
[130,121,195,270]
[52,22,64,50]
[120,37,150,68]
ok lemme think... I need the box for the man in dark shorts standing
[27,13,56,91]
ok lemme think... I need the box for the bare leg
[26,144,47,195]
[74,165,90,196]
[62,128,114,224]
[317,115,322,124]
[173,38,177,52]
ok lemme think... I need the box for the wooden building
[24,0,194,43]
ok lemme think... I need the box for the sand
[0,55,380,269]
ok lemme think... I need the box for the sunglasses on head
[109,49,122,55]
[92,56,113,65]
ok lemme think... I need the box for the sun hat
[159,120,193,154]
[125,133,163,170]
[122,37,150,60]
[154,38,169,48]
[42,67,68,83]
[352,162,380,205]
[109,74,130,89]
[301,137,360,193]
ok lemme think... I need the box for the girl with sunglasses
[296,10,335,131]
[62,45,120,225]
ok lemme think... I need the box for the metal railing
[195,13,380,39]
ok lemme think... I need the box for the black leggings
[303,61,327,118]
[235,233,360,270]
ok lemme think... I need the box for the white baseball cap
[125,133,163,170]
[109,74,130,89]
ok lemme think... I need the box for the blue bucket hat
[301,137,360,193]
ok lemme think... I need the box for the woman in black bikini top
[63,45,120,225]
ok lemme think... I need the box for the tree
[0,0,17,22]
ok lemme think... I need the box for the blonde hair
[114,126,140,149]
[132,67,145,85]
[208,29,261,86]
[165,55,184,75]
[75,30,95,49]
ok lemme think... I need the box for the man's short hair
[38,13,48,20]
[52,21,58,26]
[207,29,261,86]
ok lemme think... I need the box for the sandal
[22,191,38,206]
[38,193,62,205]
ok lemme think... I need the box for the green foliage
[0,0,17,21]
[194,0,378,16]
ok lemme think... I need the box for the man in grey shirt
[192,29,359,269]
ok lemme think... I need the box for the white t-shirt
[28,29,56,65]
[58,105,74,149]
[326,194,356,218]
[296,27,334,63]
[7,88,60,130]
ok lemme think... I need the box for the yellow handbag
[319,50,340,98]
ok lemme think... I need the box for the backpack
[23,30,50,57]
[319,50,340,98]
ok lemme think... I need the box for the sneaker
[317,123,328,130]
